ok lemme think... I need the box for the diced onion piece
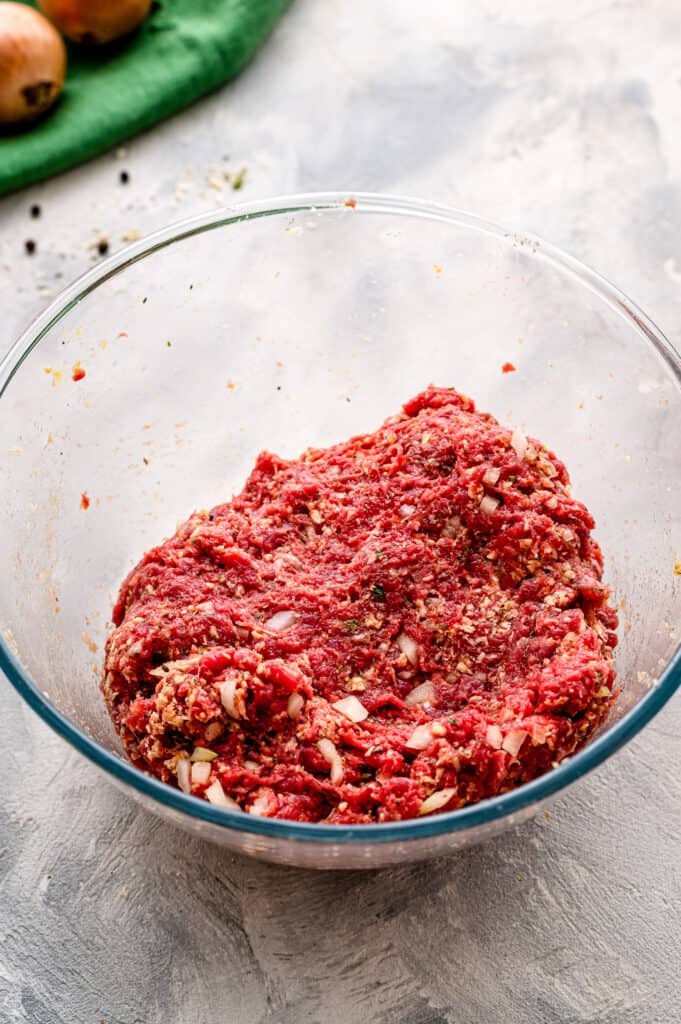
[218,677,241,719]
[397,632,419,666]
[399,503,416,517]
[419,788,456,815]
[486,724,503,749]
[249,790,276,816]
[332,695,369,723]
[530,721,550,745]
[317,738,344,784]
[205,779,240,811]
[176,758,191,794]
[244,759,259,771]
[191,746,217,762]
[510,427,528,459]
[287,692,305,719]
[264,610,297,632]
[406,723,434,751]
[483,466,501,486]
[273,552,303,571]
[405,681,435,706]
[502,728,528,758]
[479,494,499,515]
[190,761,212,785]
[317,738,338,762]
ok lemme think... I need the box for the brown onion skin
[37,0,153,46]
[0,2,66,126]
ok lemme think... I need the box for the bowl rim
[2,190,681,846]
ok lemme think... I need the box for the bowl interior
[1,196,680,853]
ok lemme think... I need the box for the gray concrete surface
[1,2,680,1021]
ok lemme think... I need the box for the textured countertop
[1,3,680,1022]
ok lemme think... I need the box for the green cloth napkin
[0,0,289,195]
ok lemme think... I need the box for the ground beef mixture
[102,387,618,824]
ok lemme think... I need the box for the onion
[218,676,243,719]
[405,681,435,706]
[317,738,337,762]
[482,466,500,486]
[418,787,456,815]
[248,790,277,816]
[397,632,419,666]
[248,796,268,816]
[530,721,549,745]
[37,0,152,45]
[399,503,416,517]
[510,427,528,460]
[479,494,499,515]
[405,723,434,751]
[264,610,297,633]
[205,779,240,811]
[502,728,528,758]
[190,746,217,763]
[176,758,191,794]
[317,738,344,784]
[0,3,66,126]
[190,761,211,786]
[332,695,369,723]
[287,692,305,719]
[274,552,303,572]
[485,724,503,749]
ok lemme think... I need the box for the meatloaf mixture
[102,387,618,823]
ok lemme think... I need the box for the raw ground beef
[102,387,618,823]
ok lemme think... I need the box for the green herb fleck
[371,583,386,603]
[232,168,247,190]
[375,549,385,561]
[344,619,360,633]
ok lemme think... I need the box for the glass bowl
[1,193,680,870]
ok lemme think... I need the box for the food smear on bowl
[102,387,618,824]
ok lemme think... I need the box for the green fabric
[0,0,289,195]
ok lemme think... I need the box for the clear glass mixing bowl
[1,194,680,869]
